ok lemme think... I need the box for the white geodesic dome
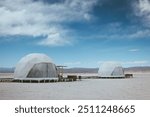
[98,62,125,78]
[14,53,58,79]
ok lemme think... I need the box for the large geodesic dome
[14,53,58,79]
[98,62,125,78]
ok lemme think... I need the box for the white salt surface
[0,73,150,100]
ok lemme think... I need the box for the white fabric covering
[14,53,58,79]
[98,62,124,77]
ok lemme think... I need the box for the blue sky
[0,0,150,68]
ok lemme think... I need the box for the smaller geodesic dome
[14,53,58,79]
[98,62,125,78]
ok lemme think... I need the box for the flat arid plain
[0,72,150,100]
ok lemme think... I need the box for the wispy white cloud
[82,21,150,40]
[97,61,120,65]
[112,28,150,40]
[128,49,140,52]
[96,1,150,40]
[134,0,150,27]
[123,60,150,67]
[125,60,149,65]
[37,30,72,46]
[0,0,98,46]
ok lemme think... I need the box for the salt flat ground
[0,73,150,100]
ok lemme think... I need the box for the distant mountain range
[64,67,150,73]
[0,67,14,73]
[124,66,150,72]
[1,66,150,73]
[63,68,99,73]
